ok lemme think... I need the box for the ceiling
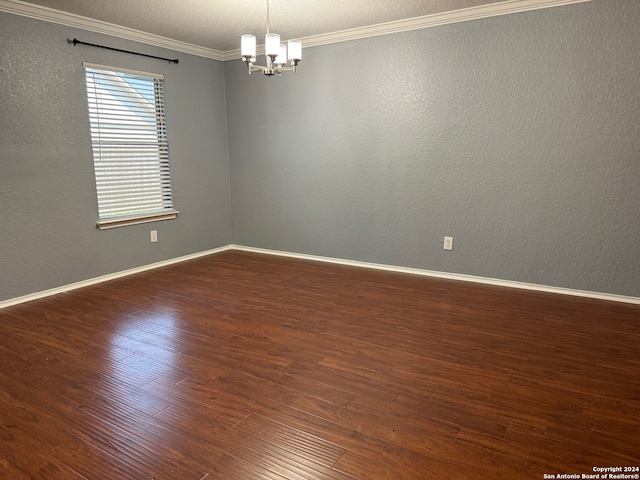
[17,0,514,52]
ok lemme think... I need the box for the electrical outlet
[444,236,453,251]
[150,230,158,243]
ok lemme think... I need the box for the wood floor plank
[265,404,388,460]
[234,414,346,468]
[78,398,223,479]
[291,394,460,453]
[284,361,400,405]
[333,450,411,480]
[220,426,355,480]
[0,250,638,478]
[252,362,359,407]
[377,443,533,480]
[0,425,90,480]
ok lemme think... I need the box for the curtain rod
[72,38,179,64]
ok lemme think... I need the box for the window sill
[97,210,179,230]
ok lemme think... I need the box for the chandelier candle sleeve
[287,39,302,62]
[265,33,280,57]
[241,35,256,59]
[276,44,287,66]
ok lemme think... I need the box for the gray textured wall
[0,13,232,302]
[226,0,640,297]
[2,1,640,303]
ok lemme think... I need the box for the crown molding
[0,0,226,60]
[1,0,591,63]
[222,0,591,61]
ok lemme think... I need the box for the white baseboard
[2,243,638,310]
[231,245,640,306]
[0,245,233,310]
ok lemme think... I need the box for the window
[83,63,178,229]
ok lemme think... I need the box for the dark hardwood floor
[1,250,639,479]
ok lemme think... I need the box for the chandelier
[241,0,302,76]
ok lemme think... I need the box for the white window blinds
[83,63,177,228]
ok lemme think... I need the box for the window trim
[83,62,178,230]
